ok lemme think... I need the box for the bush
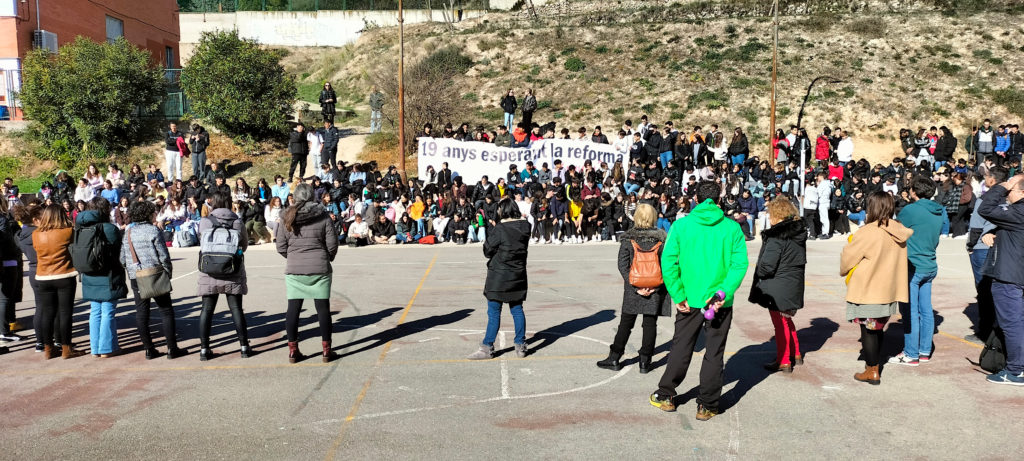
[936,61,962,75]
[687,90,729,110]
[19,37,164,165]
[637,78,655,92]
[564,57,587,72]
[848,18,887,38]
[990,86,1024,118]
[181,30,297,139]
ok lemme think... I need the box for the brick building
[0,0,180,120]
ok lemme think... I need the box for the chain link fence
[178,0,489,12]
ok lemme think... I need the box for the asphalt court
[0,239,1022,460]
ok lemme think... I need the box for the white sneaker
[531,237,539,244]
[554,238,562,245]
[595,235,602,242]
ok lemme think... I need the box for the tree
[181,30,296,139]
[373,46,471,152]
[19,37,165,164]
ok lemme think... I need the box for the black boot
[596,351,622,371]
[638,355,652,374]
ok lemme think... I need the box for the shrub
[641,103,657,114]
[182,30,297,138]
[637,78,655,92]
[848,18,887,38]
[687,90,729,110]
[564,57,586,72]
[609,107,625,116]
[935,61,962,75]
[19,37,164,165]
[477,37,500,52]
[990,86,1024,118]
[595,45,609,54]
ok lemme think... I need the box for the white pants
[818,206,830,235]
[164,150,182,182]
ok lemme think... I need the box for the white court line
[498,332,510,399]
[171,270,198,281]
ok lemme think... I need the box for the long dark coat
[319,89,337,116]
[748,218,807,311]
[617,227,672,316]
[483,219,530,303]
[75,211,128,303]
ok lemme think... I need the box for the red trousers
[769,310,801,365]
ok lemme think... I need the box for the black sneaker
[34,342,44,352]
[819,234,832,240]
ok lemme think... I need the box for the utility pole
[769,0,778,159]
[397,0,407,182]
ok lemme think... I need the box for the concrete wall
[180,10,485,55]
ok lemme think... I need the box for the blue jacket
[996,134,1011,153]
[979,185,1024,286]
[897,198,943,274]
[76,211,128,302]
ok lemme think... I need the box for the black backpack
[979,328,1007,374]
[70,224,109,274]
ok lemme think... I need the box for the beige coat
[839,221,913,305]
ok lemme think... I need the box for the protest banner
[417,137,626,182]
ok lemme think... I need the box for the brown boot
[854,365,880,385]
[61,345,86,360]
[42,345,55,360]
[322,341,338,363]
[288,341,303,364]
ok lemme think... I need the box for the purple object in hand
[702,291,726,320]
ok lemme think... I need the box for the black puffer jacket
[617,227,672,316]
[483,219,530,303]
[749,218,807,311]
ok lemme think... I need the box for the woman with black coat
[468,198,531,360]
[319,83,337,123]
[749,199,807,373]
[596,204,671,373]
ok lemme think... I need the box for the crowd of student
[0,114,1022,406]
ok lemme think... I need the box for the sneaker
[467,345,494,360]
[0,333,22,342]
[964,334,983,344]
[986,369,1024,386]
[695,404,719,421]
[554,239,562,245]
[531,237,539,244]
[919,354,931,364]
[514,343,527,358]
[888,353,919,366]
[819,234,832,240]
[649,393,676,412]
[34,342,44,353]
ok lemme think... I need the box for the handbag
[127,227,172,299]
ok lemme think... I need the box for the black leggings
[35,277,77,346]
[131,279,179,351]
[286,298,332,343]
[610,313,658,356]
[199,294,249,349]
[860,324,885,367]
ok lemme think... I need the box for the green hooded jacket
[660,199,749,308]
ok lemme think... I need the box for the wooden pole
[770,0,778,160]
[398,0,407,182]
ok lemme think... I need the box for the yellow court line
[323,251,439,461]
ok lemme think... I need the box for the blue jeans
[416,218,427,236]
[941,209,950,235]
[969,249,989,287]
[471,226,486,242]
[657,217,672,232]
[991,281,1024,374]
[730,154,746,167]
[89,301,118,354]
[396,231,420,243]
[848,210,866,226]
[659,151,673,169]
[900,270,937,359]
[503,112,515,128]
[482,300,526,347]
[934,160,946,171]
[624,182,641,196]
[370,110,382,133]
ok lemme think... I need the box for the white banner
[417,137,626,183]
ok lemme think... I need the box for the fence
[179,0,489,12]
[0,69,21,121]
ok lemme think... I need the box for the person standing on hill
[189,124,210,181]
[500,89,518,129]
[320,120,340,170]
[165,122,184,182]
[288,123,310,181]
[319,82,337,124]
[649,182,749,421]
[521,89,537,130]
[368,86,384,134]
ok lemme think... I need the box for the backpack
[198,216,242,276]
[173,226,198,248]
[628,241,663,289]
[418,235,436,245]
[979,328,1007,374]
[70,224,109,274]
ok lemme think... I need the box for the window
[0,0,16,17]
[165,46,174,69]
[105,15,124,43]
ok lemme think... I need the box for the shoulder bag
[127,227,172,299]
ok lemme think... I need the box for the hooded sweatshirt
[897,198,944,274]
[661,199,749,308]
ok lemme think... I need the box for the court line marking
[499,332,510,399]
[170,270,198,281]
[322,251,439,461]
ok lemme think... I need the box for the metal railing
[178,0,488,12]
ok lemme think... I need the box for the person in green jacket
[649,182,749,421]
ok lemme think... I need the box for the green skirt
[285,274,333,300]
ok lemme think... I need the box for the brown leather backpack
[628,241,663,288]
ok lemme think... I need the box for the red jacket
[828,164,844,180]
[815,135,831,161]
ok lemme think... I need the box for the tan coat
[839,221,913,305]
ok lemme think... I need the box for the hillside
[281,0,1024,166]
